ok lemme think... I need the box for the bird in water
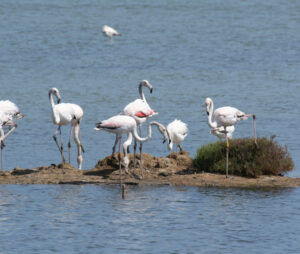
[205,97,257,178]
[0,100,24,170]
[95,114,170,179]
[102,25,121,40]
[48,88,84,169]
[164,119,188,152]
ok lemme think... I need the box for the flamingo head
[161,128,171,148]
[49,87,62,104]
[123,156,129,171]
[205,97,213,115]
[140,80,153,93]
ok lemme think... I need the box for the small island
[0,149,299,188]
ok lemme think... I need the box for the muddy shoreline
[1,151,300,188]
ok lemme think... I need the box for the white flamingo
[118,80,157,169]
[48,88,84,169]
[102,25,120,40]
[205,97,257,177]
[0,100,24,170]
[94,115,169,178]
[165,119,188,152]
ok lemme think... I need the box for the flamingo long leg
[112,134,120,159]
[0,128,4,171]
[53,126,66,164]
[138,125,144,178]
[133,138,137,167]
[118,137,122,185]
[0,125,17,171]
[225,126,229,178]
[253,115,257,145]
[68,125,74,164]
[74,123,83,169]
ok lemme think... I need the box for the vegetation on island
[193,137,294,178]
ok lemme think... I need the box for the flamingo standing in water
[205,97,257,178]
[102,25,120,40]
[165,119,188,152]
[48,88,84,169]
[0,100,24,170]
[95,115,170,179]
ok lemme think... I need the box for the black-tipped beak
[206,111,209,116]
[57,98,61,104]
[95,121,102,128]
[168,139,171,144]
[150,88,153,94]
[163,139,166,144]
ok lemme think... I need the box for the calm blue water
[1,0,300,253]
[0,185,300,254]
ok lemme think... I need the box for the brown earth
[1,151,300,188]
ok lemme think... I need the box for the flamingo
[112,80,157,171]
[94,115,170,178]
[102,25,120,40]
[48,88,84,169]
[0,100,24,170]
[165,119,188,152]
[205,97,257,178]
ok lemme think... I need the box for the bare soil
[1,151,300,188]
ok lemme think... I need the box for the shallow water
[0,1,300,252]
[0,184,300,254]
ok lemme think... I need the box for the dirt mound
[0,152,300,188]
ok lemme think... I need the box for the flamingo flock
[0,81,257,179]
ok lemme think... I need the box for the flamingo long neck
[139,83,146,101]
[49,91,60,124]
[132,121,163,143]
[207,101,217,129]
[123,132,133,155]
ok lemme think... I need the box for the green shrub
[193,137,294,178]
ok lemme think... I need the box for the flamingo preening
[165,119,188,152]
[95,115,170,179]
[102,25,120,40]
[205,97,257,178]
[121,80,157,169]
[48,88,84,169]
[0,100,24,170]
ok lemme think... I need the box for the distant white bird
[48,88,84,169]
[102,25,120,40]
[205,97,257,177]
[165,119,188,152]
[0,100,24,170]
[121,80,157,169]
[95,115,169,178]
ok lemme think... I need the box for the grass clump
[193,137,294,178]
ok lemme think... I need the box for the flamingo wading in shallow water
[48,88,84,169]
[205,97,257,178]
[165,119,188,152]
[94,115,170,179]
[0,100,24,170]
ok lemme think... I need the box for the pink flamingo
[0,100,24,170]
[49,88,84,169]
[205,97,256,177]
[122,80,157,169]
[95,114,169,178]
